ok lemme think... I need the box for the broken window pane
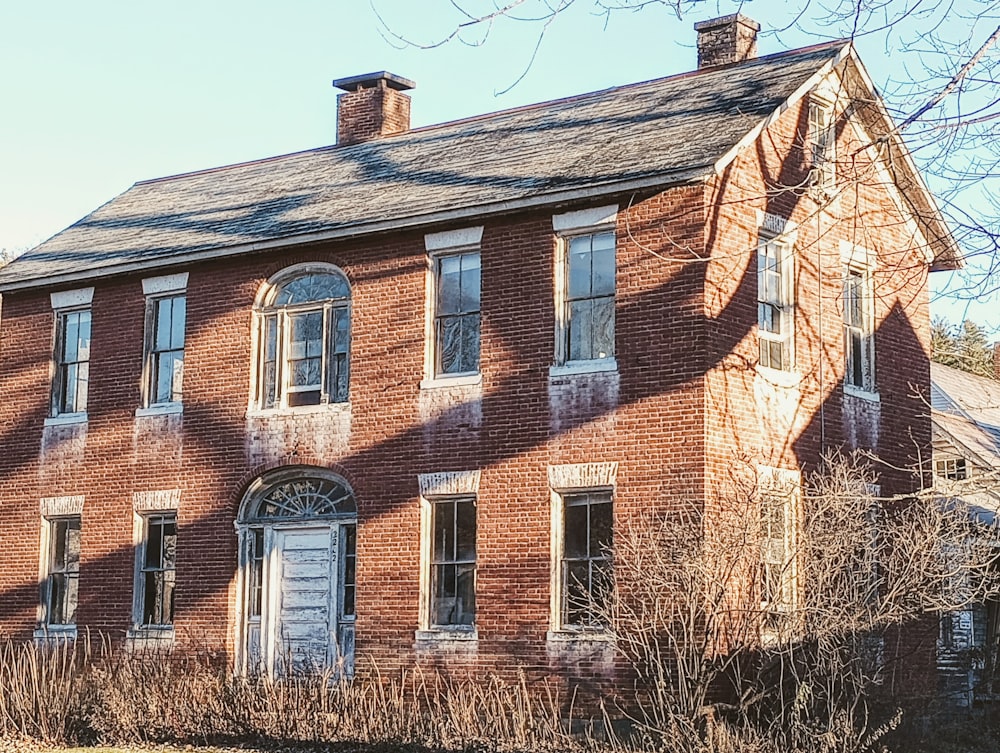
[46,517,81,626]
[140,514,177,626]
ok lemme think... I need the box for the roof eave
[0,168,710,294]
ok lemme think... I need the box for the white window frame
[757,234,795,372]
[934,456,969,482]
[139,273,188,414]
[34,495,85,639]
[130,490,180,642]
[416,470,480,641]
[551,206,618,376]
[422,226,484,388]
[250,263,352,411]
[841,244,878,398]
[809,96,836,194]
[47,288,94,424]
[758,466,800,636]
[547,462,618,638]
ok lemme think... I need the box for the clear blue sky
[0,0,995,327]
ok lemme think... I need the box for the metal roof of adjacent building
[931,362,1000,470]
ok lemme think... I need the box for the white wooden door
[266,526,337,675]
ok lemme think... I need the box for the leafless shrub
[0,633,96,744]
[599,451,1000,753]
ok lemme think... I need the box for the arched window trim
[252,263,352,410]
[239,467,358,524]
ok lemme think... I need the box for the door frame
[233,468,358,677]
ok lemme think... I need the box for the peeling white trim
[424,226,484,252]
[133,489,181,512]
[547,462,618,491]
[418,470,481,498]
[40,495,85,517]
[552,204,618,233]
[49,287,94,310]
[142,272,189,295]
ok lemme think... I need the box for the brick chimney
[694,14,760,68]
[332,72,415,146]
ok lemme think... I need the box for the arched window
[244,474,357,522]
[255,266,351,408]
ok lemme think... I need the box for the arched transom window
[256,266,351,409]
[244,474,357,522]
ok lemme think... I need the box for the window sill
[415,627,478,643]
[546,629,614,644]
[844,385,880,403]
[44,413,88,427]
[420,374,482,390]
[755,365,802,388]
[247,402,351,419]
[549,358,618,378]
[33,626,77,642]
[126,626,175,648]
[135,403,183,418]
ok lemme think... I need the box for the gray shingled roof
[0,42,847,291]
[931,362,1000,469]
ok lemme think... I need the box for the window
[145,294,186,406]
[255,266,351,409]
[559,491,612,629]
[935,457,969,481]
[843,266,876,393]
[757,238,793,370]
[429,498,476,627]
[759,469,799,632]
[42,516,81,627]
[559,231,615,364]
[809,98,836,192]
[51,309,91,417]
[136,513,177,626]
[433,252,481,377]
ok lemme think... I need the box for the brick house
[0,15,960,688]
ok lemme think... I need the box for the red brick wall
[336,84,411,145]
[0,73,936,697]
[0,187,709,690]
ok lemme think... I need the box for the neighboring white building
[931,361,1000,705]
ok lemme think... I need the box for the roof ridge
[135,40,848,189]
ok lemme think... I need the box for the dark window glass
[431,498,476,627]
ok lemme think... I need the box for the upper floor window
[254,266,351,409]
[757,237,793,371]
[433,251,480,377]
[141,273,188,409]
[560,231,616,364]
[809,98,836,193]
[146,295,186,406]
[843,265,876,394]
[52,309,91,417]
